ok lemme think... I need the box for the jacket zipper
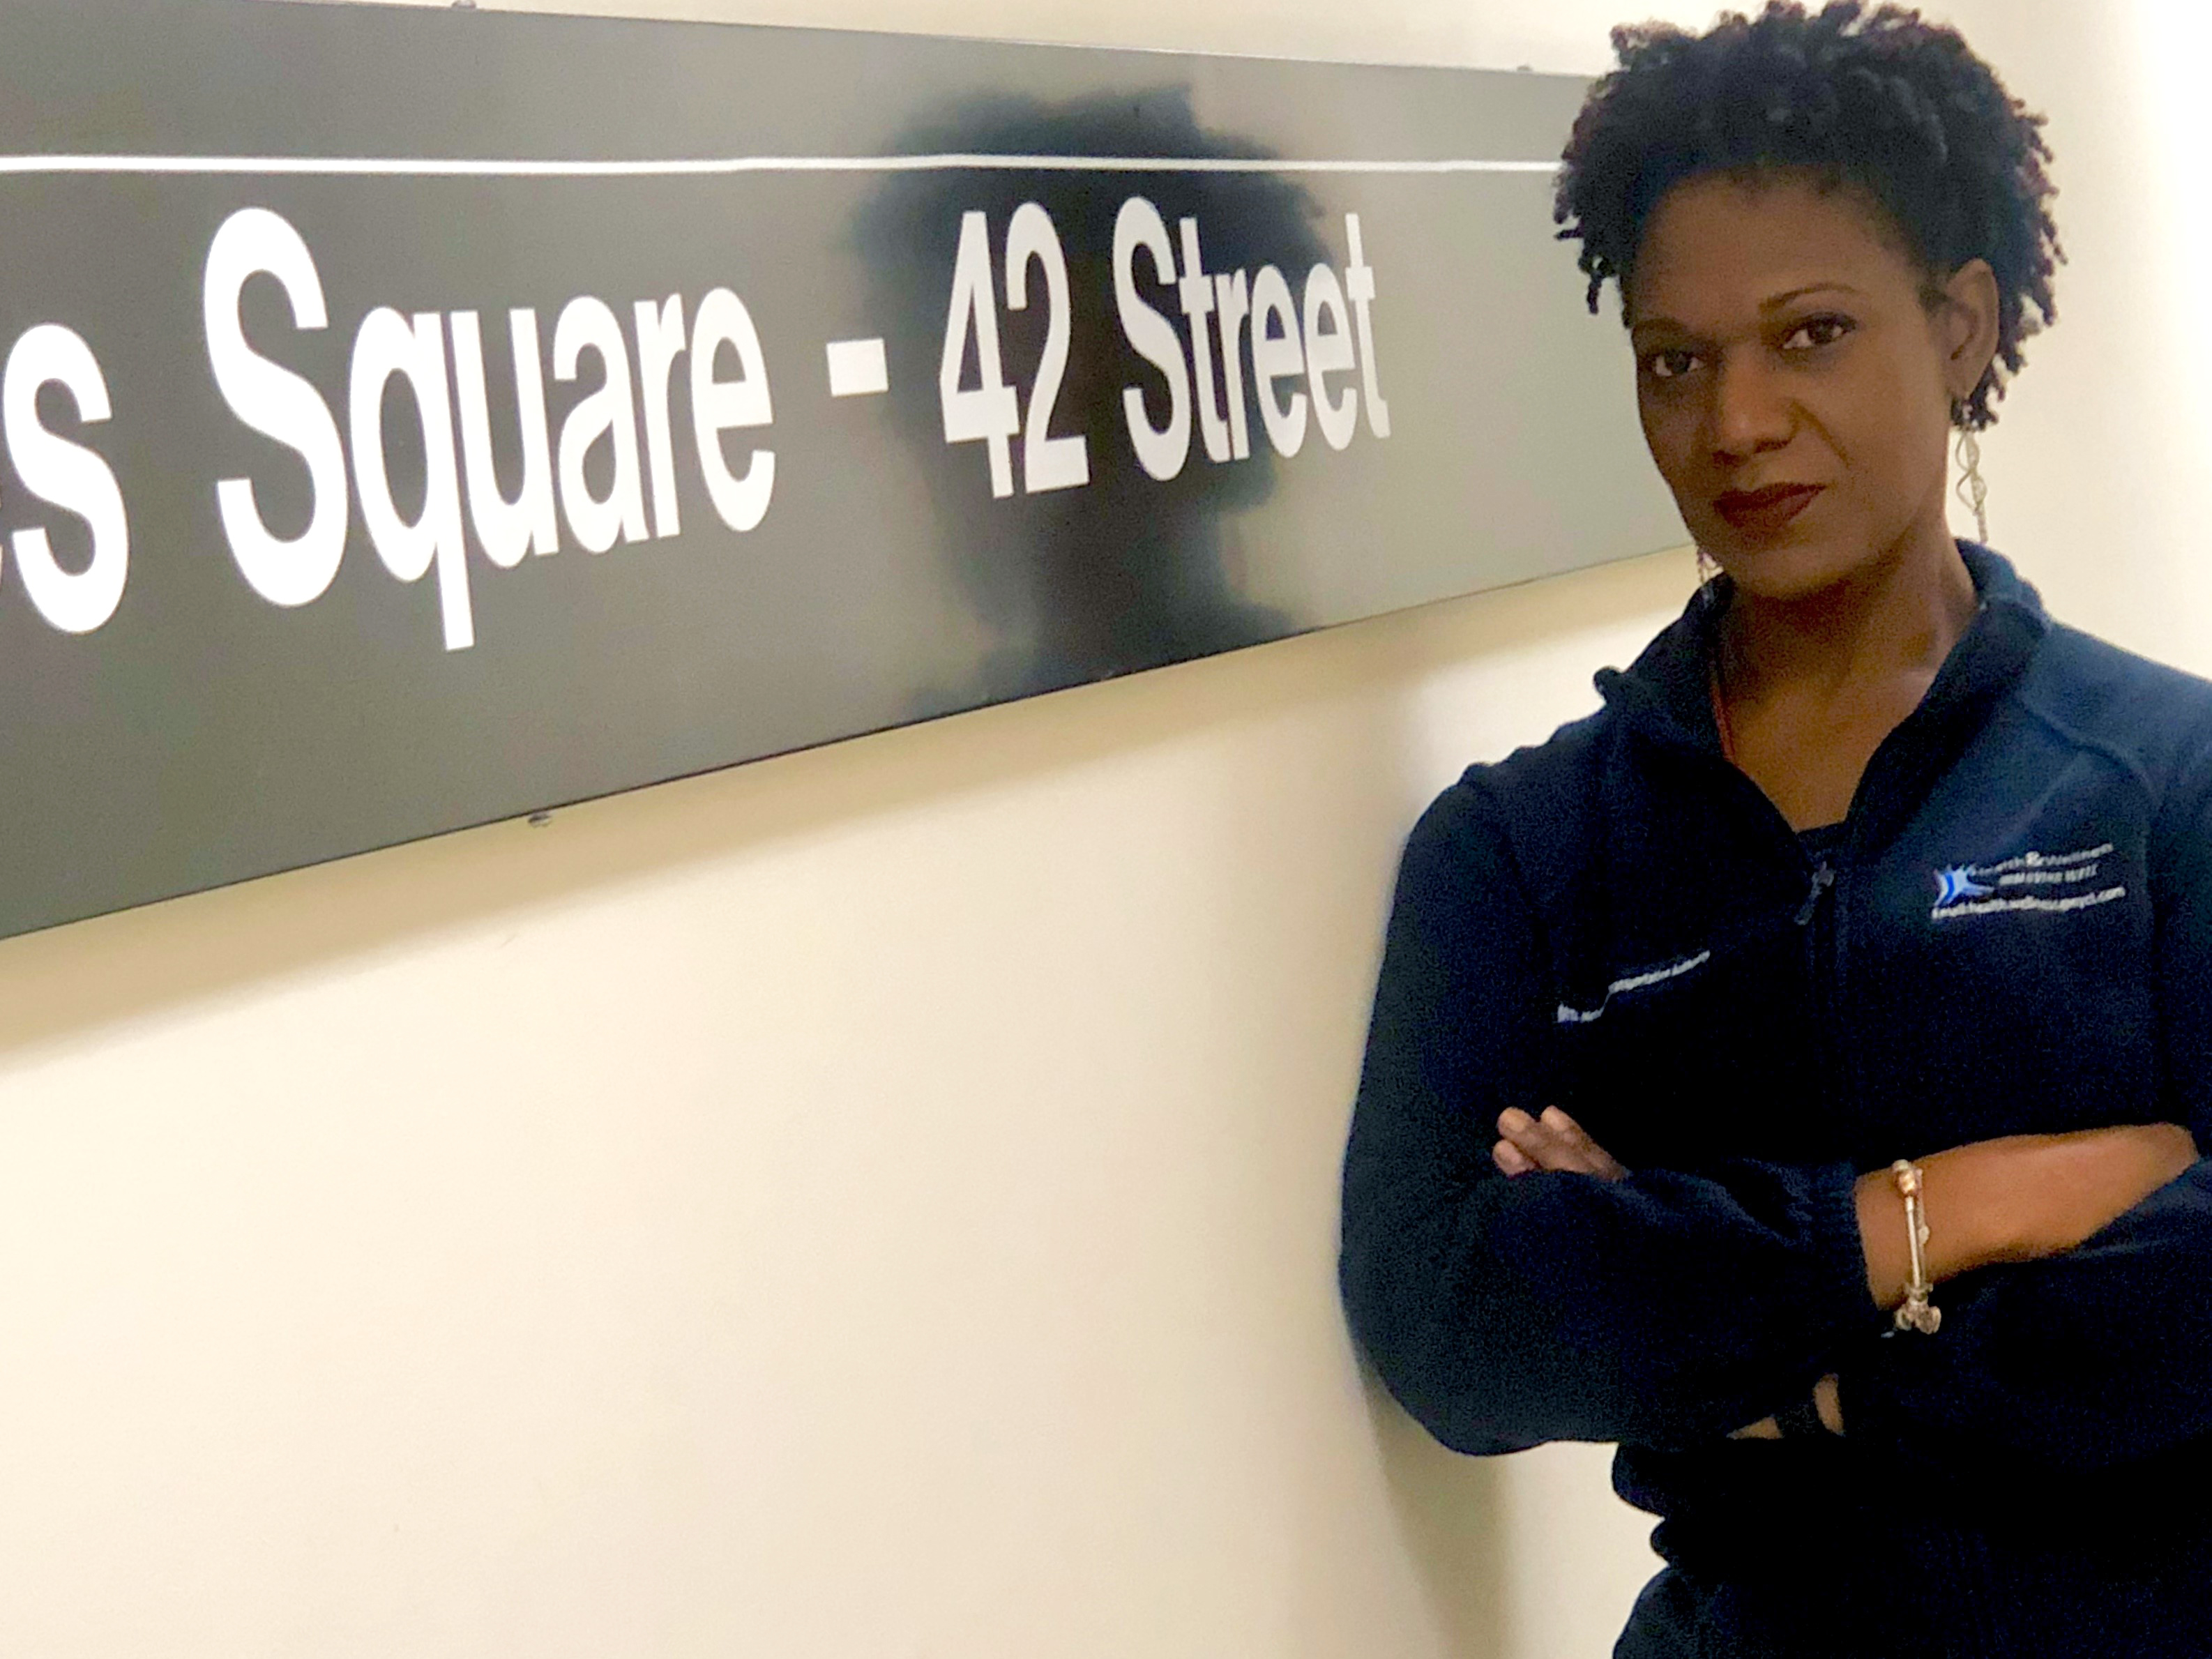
[1794,860,1835,927]
[1792,844,1993,1655]
[1796,849,1841,1160]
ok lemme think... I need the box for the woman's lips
[1714,483,1824,538]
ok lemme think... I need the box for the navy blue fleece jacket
[1339,547,2212,1658]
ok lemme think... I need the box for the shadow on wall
[852,87,1329,711]
[1365,1372,1511,1658]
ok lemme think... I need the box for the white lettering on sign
[4,325,130,635]
[1303,264,1358,452]
[553,294,650,556]
[825,338,889,397]
[199,207,779,650]
[1003,201,1090,494]
[1248,264,1308,457]
[1114,196,1192,484]
[1213,269,1253,461]
[351,306,472,649]
[689,287,775,534]
[449,308,559,568]
[635,294,689,541]
[204,206,350,609]
[1179,218,1230,467]
[939,203,1093,497]
[8,194,1388,647]
[926,197,1391,492]
[1345,213,1391,439]
[1103,200,1390,483]
[939,209,1021,497]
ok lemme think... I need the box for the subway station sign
[0,0,1679,941]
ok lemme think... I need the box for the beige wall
[0,3,2195,1656]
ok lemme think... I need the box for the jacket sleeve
[1338,779,1882,1455]
[1837,1166,2212,1475]
[1839,725,2212,1476]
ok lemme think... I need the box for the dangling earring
[1953,425,1989,545]
[1695,545,1721,588]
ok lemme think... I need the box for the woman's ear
[1941,258,2001,407]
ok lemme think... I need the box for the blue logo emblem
[1934,867,1994,907]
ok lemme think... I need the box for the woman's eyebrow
[1627,282,1866,335]
[1761,282,1865,311]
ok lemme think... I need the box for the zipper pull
[1795,861,1835,926]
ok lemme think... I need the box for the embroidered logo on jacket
[1933,868,1994,906]
[1930,843,2126,921]
[1555,950,1711,1025]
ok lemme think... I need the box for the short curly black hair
[1554,1,2060,430]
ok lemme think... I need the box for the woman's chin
[1709,537,1873,605]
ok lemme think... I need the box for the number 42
[939,204,1091,498]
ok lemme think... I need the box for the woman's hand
[1490,1107,1833,1440]
[1493,1107,1626,1181]
[1729,1373,1844,1441]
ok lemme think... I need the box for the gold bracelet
[1891,1160,1941,1334]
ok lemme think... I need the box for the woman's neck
[1718,517,1978,704]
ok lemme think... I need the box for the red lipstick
[1715,483,1824,539]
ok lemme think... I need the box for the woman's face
[1625,171,1995,601]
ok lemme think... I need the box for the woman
[1338,5,2212,1656]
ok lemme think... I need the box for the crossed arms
[1339,779,2212,1473]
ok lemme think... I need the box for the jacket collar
[1595,543,2050,843]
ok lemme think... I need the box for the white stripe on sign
[826,337,889,397]
[0,152,1559,179]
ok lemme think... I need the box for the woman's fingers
[1494,1107,1628,1180]
[1494,1109,1547,1174]
[1726,1376,1842,1441]
[1540,1106,1629,1180]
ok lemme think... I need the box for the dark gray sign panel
[0,0,1678,941]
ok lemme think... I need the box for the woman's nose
[1707,351,1793,464]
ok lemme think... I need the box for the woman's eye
[1781,315,1855,351]
[1643,347,1701,381]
